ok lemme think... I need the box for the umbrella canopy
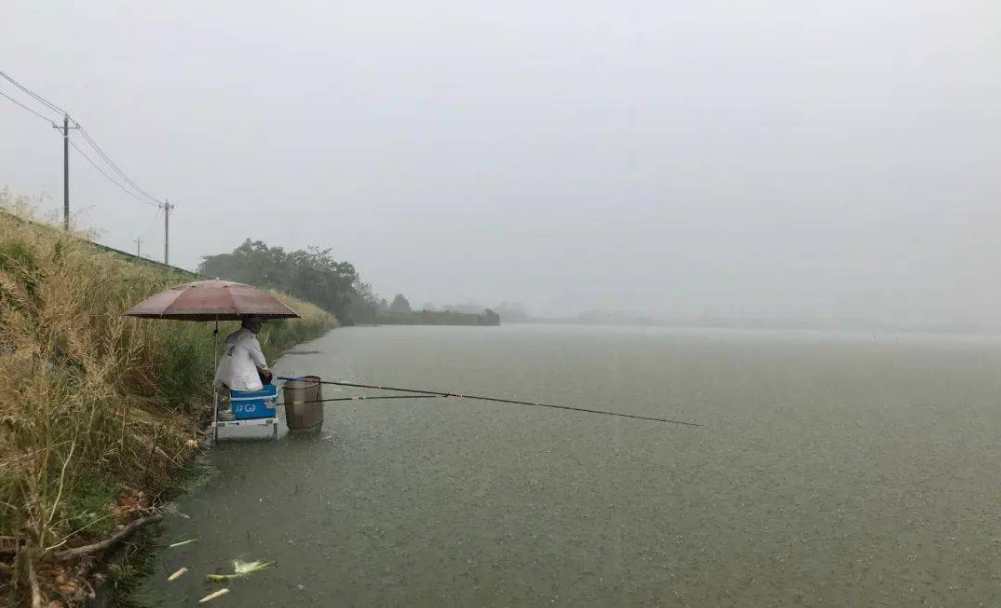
[125,279,300,321]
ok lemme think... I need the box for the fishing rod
[279,394,447,406]
[277,377,702,427]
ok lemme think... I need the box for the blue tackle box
[229,384,278,420]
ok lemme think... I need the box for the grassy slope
[0,200,335,606]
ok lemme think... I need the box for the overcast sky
[2,1,999,325]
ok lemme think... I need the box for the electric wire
[67,139,160,208]
[0,69,68,116]
[77,126,163,206]
[1,69,164,208]
[0,89,57,125]
[137,206,162,256]
[141,206,162,240]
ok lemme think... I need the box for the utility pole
[52,114,77,230]
[162,200,174,265]
[63,114,69,230]
[134,238,142,258]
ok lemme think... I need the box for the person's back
[214,317,270,392]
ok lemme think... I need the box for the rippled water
[129,325,1001,607]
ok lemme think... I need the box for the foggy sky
[2,1,999,326]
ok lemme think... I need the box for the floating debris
[168,538,198,548]
[199,588,230,603]
[159,502,191,519]
[205,559,276,582]
[167,567,188,582]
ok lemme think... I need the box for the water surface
[131,325,1001,607]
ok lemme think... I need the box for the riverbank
[0,201,336,608]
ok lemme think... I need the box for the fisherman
[214,315,273,393]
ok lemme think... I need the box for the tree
[481,309,501,326]
[199,239,365,323]
[344,279,380,324]
[389,294,412,314]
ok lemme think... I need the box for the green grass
[62,475,118,540]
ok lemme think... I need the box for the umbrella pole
[213,317,219,444]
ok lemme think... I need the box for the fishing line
[277,377,702,427]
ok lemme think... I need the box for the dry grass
[0,192,335,606]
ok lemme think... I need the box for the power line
[0,89,57,125]
[0,69,68,116]
[1,67,172,255]
[1,68,163,208]
[142,206,162,240]
[67,138,159,208]
[77,126,162,206]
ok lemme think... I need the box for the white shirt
[214,328,268,392]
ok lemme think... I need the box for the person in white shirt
[214,316,273,393]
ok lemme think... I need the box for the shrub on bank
[0,196,335,606]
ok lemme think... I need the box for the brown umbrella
[126,279,298,442]
[125,279,300,321]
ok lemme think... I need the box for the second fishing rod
[277,376,703,427]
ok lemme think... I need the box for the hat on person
[242,315,266,325]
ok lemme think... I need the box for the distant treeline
[377,309,500,326]
[373,293,500,326]
[199,240,501,326]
